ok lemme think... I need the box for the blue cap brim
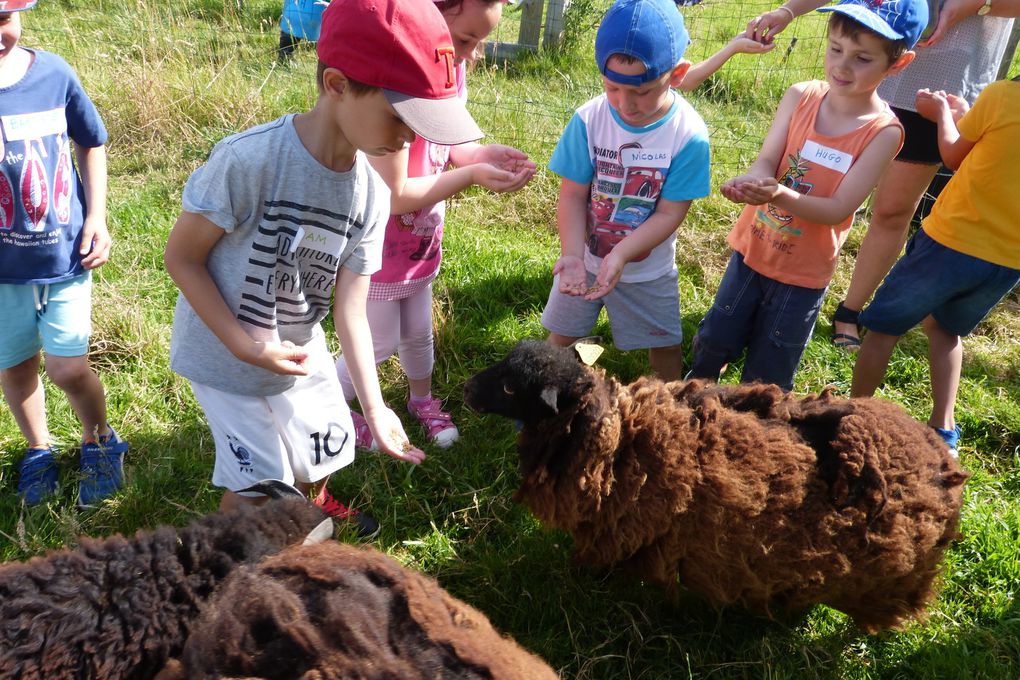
[817,4,904,42]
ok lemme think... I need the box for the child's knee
[44,355,93,389]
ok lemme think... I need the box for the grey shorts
[541,270,682,350]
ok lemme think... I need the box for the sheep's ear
[540,385,559,414]
[236,479,305,499]
[573,342,604,366]
[303,518,335,545]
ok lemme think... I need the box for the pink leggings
[335,284,434,401]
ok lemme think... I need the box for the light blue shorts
[541,269,682,350]
[0,274,92,369]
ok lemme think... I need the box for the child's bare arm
[552,178,591,296]
[768,124,903,224]
[75,144,110,269]
[721,83,802,204]
[369,144,534,215]
[680,33,775,92]
[915,89,975,170]
[586,198,692,300]
[164,211,310,375]
[332,266,425,465]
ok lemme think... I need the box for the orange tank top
[727,81,902,289]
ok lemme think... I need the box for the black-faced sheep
[156,541,559,680]
[0,495,328,679]
[463,341,969,632]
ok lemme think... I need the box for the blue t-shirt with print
[0,49,107,285]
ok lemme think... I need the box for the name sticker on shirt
[1,107,68,142]
[620,147,671,167]
[296,225,346,256]
[802,140,853,174]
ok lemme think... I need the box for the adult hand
[79,216,112,269]
[552,255,589,296]
[923,0,979,46]
[366,407,426,465]
[746,7,795,44]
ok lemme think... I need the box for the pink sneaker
[350,411,378,451]
[408,397,459,448]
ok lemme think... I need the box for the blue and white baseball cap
[595,0,691,86]
[817,0,929,50]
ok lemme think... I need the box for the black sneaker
[313,488,380,540]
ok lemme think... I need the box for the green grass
[2,1,1019,678]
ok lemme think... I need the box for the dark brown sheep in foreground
[464,341,969,633]
[156,542,559,680]
[0,495,328,679]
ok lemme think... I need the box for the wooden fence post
[518,0,544,48]
[543,0,569,49]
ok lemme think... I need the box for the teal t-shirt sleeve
[661,132,711,202]
[548,113,594,185]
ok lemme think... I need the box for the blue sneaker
[17,447,59,505]
[933,425,961,459]
[78,428,129,508]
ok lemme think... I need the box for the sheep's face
[464,341,589,426]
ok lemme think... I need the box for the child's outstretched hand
[727,32,778,56]
[365,407,426,465]
[471,144,537,193]
[915,88,969,123]
[80,215,112,269]
[721,175,780,205]
[552,255,589,297]
[586,251,625,300]
[247,340,310,376]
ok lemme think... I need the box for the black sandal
[830,301,862,352]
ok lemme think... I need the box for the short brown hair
[315,61,381,95]
[827,13,907,64]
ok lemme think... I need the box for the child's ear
[321,67,350,97]
[889,50,916,75]
[670,61,692,88]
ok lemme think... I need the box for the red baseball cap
[0,0,38,11]
[318,0,483,146]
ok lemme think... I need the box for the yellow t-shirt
[923,79,1020,270]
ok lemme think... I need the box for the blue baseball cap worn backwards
[595,0,691,86]
[817,0,928,50]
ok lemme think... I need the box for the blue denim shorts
[689,251,826,390]
[0,274,92,369]
[541,269,682,350]
[861,229,1020,337]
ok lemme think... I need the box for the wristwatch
[977,0,992,16]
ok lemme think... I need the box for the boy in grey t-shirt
[164,0,482,533]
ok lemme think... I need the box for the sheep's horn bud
[235,479,306,499]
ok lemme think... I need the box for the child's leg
[922,315,962,431]
[688,252,761,382]
[648,345,683,382]
[397,286,436,399]
[542,273,602,349]
[850,330,900,397]
[0,353,50,447]
[44,354,109,442]
[336,298,399,402]
[741,280,825,390]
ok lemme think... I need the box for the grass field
[1,1,1019,678]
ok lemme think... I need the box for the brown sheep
[0,492,328,679]
[157,541,559,680]
[463,341,969,633]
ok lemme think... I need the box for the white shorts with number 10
[190,338,355,494]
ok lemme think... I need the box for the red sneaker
[313,488,380,539]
